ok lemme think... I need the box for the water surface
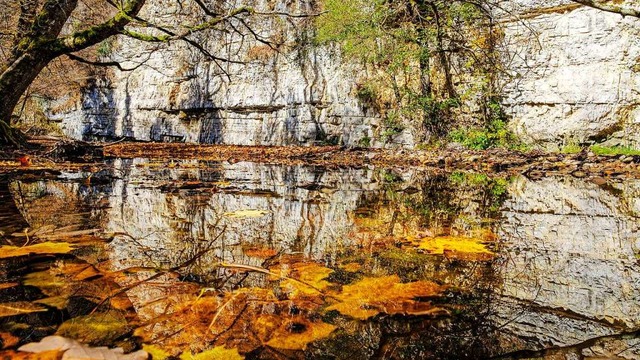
[0,159,639,359]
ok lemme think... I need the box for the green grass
[559,143,582,154]
[448,120,527,151]
[590,145,640,156]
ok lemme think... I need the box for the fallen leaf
[180,346,243,360]
[0,243,75,259]
[142,345,170,360]
[34,296,68,310]
[0,332,20,349]
[414,235,494,258]
[261,316,336,350]
[0,283,18,291]
[18,336,147,360]
[326,275,445,320]
[271,262,333,297]
[223,210,269,218]
[56,313,132,345]
[339,263,361,272]
[0,302,47,318]
[0,349,61,359]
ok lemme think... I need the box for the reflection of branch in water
[92,226,226,313]
[219,262,326,295]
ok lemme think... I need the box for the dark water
[0,159,639,359]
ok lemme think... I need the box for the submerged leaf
[271,262,333,297]
[56,313,132,345]
[326,275,445,320]
[0,350,61,359]
[0,242,75,259]
[414,235,494,258]
[266,320,336,350]
[0,332,20,349]
[142,345,170,360]
[0,302,47,318]
[19,335,147,360]
[223,209,269,218]
[180,346,243,360]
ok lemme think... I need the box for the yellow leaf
[34,296,68,310]
[339,263,362,272]
[271,263,333,297]
[416,236,494,256]
[326,275,445,320]
[0,242,75,259]
[180,346,243,360]
[143,345,171,360]
[0,302,47,318]
[257,314,336,350]
[223,209,269,218]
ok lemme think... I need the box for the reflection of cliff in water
[103,159,378,274]
[494,176,640,358]
[5,165,640,358]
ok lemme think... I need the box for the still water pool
[0,159,639,359]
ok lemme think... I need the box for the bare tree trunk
[0,0,147,146]
[0,51,52,146]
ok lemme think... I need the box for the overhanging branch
[570,0,640,17]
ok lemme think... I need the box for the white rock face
[54,0,640,149]
[57,0,414,147]
[498,0,640,149]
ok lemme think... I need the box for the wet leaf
[0,283,18,291]
[0,302,47,318]
[260,316,336,350]
[24,271,67,296]
[242,245,277,259]
[180,346,243,360]
[19,336,147,360]
[326,275,445,320]
[142,345,170,360]
[0,243,75,259]
[34,296,68,310]
[414,235,494,258]
[56,313,132,345]
[0,332,20,349]
[0,349,61,359]
[271,263,333,297]
[223,210,269,218]
[339,263,362,272]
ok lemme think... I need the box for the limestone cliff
[47,0,640,149]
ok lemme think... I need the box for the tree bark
[570,0,640,18]
[0,0,147,146]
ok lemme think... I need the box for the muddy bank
[2,141,640,179]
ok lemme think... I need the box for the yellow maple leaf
[326,275,445,320]
[0,242,75,259]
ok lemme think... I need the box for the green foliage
[449,119,523,150]
[590,145,640,156]
[357,136,372,147]
[560,143,582,154]
[96,39,113,57]
[316,0,492,143]
[381,111,405,141]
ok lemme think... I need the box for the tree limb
[570,0,640,18]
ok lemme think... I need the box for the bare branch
[570,0,640,17]
[66,53,147,71]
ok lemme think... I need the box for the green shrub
[449,120,523,150]
[590,145,640,156]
